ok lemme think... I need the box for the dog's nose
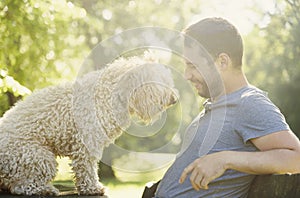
[169,94,177,105]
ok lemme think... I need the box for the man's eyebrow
[185,61,196,67]
[185,60,192,65]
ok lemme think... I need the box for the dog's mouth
[129,105,165,126]
[166,89,180,108]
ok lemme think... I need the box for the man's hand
[179,151,228,191]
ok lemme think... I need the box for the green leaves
[0,69,31,97]
[245,0,300,136]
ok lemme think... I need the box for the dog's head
[124,63,178,124]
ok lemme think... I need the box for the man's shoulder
[239,86,270,105]
[240,85,267,99]
[237,86,279,115]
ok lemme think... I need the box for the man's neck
[225,71,249,94]
[211,70,249,102]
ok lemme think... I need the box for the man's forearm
[224,149,300,175]
[179,131,300,190]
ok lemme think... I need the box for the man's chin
[197,91,210,99]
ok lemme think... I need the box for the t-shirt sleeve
[234,92,290,144]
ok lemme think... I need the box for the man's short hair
[183,17,243,67]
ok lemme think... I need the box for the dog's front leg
[71,154,105,195]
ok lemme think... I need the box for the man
[154,17,300,197]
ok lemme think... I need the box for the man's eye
[188,64,196,70]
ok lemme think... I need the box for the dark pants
[141,181,160,198]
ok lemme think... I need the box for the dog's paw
[78,182,106,196]
[10,183,59,196]
[42,184,60,196]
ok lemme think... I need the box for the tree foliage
[245,0,300,136]
[0,0,90,114]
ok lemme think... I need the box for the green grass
[102,178,146,198]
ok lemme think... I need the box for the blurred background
[1,0,300,197]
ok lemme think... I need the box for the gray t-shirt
[155,85,290,198]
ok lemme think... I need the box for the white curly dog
[0,53,178,196]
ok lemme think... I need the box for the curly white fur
[0,52,177,196]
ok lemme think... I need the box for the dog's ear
[112,68,138,105]
[111,65,148,120]
[109,67,142,128]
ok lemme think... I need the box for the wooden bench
[0,185,108,198]
[248,174,300,197]
[1,174,299,197]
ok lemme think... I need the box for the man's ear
[216,53,231,70]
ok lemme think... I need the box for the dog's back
[0,83,75,148]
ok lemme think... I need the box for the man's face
[184,61,210,98]
[183,46,211,98]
